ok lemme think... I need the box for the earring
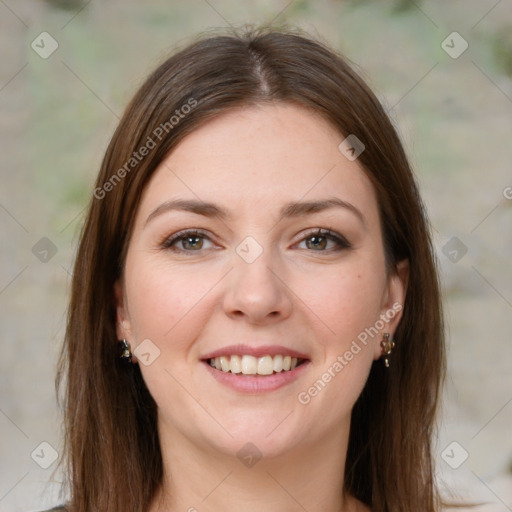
[119,339,134,363]
[380,333,395,368]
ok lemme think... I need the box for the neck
[149,417,366,512]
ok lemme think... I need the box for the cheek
[124,257,217,349]
[295,267,384,421]
[300,258,386,346]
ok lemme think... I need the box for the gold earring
[119,339,134,363]
[380,333,395,368]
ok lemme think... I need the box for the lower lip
[202,360,310,393]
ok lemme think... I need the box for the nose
[222,246,293,325]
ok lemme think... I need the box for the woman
[52,25,445,512]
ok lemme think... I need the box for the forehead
[137,103,379,226]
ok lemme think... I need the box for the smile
[208,354,307,376]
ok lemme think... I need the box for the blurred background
[0,0,511,510]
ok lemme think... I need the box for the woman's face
[115,103,407,460]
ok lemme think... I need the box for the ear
[114,278,133,342]
[373,259,409,360]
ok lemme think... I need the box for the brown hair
[56,25,446,512]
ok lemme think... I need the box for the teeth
[219,356,230,372]
[209,354,304,375]
[273,354,283,372]
[257,355,274,375]
[241,355,257,375]
[230,355,242,374]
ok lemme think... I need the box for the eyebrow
[144,197,365,227]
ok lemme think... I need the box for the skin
[115,102,408,512]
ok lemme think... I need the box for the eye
[161,228,351,254]
[296,228,351,252]
[161,229,215,253]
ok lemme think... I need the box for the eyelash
[160,228,351,254]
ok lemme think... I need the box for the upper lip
[201,344,310,360]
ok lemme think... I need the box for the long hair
[56,25,445,512]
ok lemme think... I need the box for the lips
[202,356,311,394]
[200,344,311,389]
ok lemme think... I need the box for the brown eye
[162,229,214,253]
[305,234,329,250]
[299,229,351,252]
[179,234,204,250]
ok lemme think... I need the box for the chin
[197,413,306,462]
